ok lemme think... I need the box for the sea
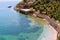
[0,0,56,40]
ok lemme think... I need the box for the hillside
[16,0,60,22]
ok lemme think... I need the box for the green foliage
[30,0,60,21]
[23,0,27,2]
[16,0,60,21]
[58,35,60,40]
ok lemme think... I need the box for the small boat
[8,6,12,8]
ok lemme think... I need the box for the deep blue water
[0,1,43,40]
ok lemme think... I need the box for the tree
[23,0,27,2]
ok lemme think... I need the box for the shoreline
[14,1,60,40]
[23,14,58,40]
[14,6,60,34]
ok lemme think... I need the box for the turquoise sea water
[0,1,50,40]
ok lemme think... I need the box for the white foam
[37,25,58,40]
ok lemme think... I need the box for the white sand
[20,9,30,12]
[37,25,58,40]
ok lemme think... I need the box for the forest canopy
[16,0,60,21]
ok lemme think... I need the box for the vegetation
[58,36,60,40]
[16,0,60,22]
[23,0,27,2]
[15,0,60,40]
[30,0,60,22]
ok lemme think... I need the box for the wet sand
[28,16,58,40]
[38,14,60,34]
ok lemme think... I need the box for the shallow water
[0,1,56,40]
